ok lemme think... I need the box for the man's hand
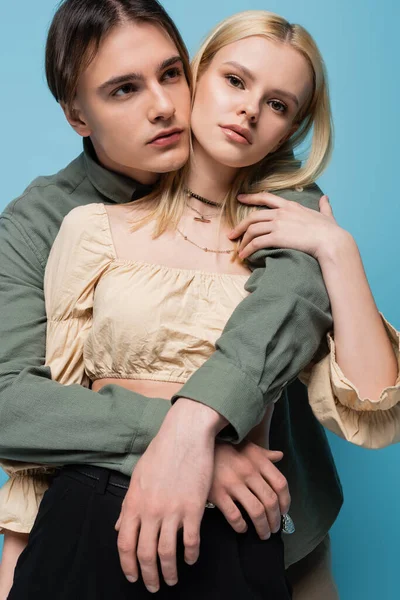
[208,441,290,540]
[115,398,226,593]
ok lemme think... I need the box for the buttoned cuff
[172,360,265,442]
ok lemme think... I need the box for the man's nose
[148,86,176,122]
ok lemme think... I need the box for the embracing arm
[171,185,333,441]
[0,213,170,476]
[229,191,399,447]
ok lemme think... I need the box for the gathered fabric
[1,203,399,535]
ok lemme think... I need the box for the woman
[3,9,399,599]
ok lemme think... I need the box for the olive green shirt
[0,140,342,566]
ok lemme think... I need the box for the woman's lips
[220,126,251,145]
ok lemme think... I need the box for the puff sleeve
[0,203,114,534]
[301,315,400,449]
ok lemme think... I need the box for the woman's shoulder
[62,202,108,229]
[53,202,115,259]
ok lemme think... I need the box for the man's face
[68,21,191,184]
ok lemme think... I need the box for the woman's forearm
[318,230,397,400]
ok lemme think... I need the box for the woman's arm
[233,192,397,400]
[315,215,397,399]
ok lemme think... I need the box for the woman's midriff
[92,377,273,449]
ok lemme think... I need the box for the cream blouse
[1,203,399,534]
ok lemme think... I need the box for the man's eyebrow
[98,56,183,91]
[157,55,183,72]
[223,61,300,107]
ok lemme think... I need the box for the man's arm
[172,184,333,441]
[0,214,170,476]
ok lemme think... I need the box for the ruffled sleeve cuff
[0,467,55,535]
[304,314,400,448]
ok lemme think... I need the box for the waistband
[58,464,130,495]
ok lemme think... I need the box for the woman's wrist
[316,228,358,268]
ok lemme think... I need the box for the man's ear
[61,101,92,137]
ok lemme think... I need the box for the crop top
[1,203,399,535]
[44,203,250,387]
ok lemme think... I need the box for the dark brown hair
[45,0,191,109]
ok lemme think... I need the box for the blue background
[1,1,399,597]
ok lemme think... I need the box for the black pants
[9,466,292,599]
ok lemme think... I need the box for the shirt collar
[83,138,154,203]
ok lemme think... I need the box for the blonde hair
[133,10,333,235]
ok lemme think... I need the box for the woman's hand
[229,192,347,261]
[208,441,290,540]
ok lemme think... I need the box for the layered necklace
[178,188,234,255]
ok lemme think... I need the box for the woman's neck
[186,139,238,203]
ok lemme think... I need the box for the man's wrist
[172,397,229,437]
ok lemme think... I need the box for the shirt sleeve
[301,314,400,448]
[0,208,170,478]
[172,184,333,441]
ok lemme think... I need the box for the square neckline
[100,203,250,280]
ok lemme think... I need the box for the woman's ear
[61,101,92,137]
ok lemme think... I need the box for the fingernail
[261,533,271,540]
[165,579,178,586]
[237,194,244,199]
[126,575,137,583]
[147,586,159,593]
[185,559,197,566]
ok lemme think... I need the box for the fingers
[115,514,122,532]
[229,209,277,240]
[238,221,274,256]
[239,234,276,260]
[263,450,284,463]
[259,460,291,515]
[215,493,248,534]
[183,515,201,566]
[237,192,286,208]
[136,522,161,593]
[246,475,281,534]
[232,486,271,540]
[319,195,333,216]
[117,517,140,584]
[158,519,179,587]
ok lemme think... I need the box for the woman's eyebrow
[269,88,299,107]
[98,55,183,91]
[223,60,255,82]
[222,60,299,107]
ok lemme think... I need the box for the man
[0,0,340,597]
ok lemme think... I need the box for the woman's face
[191,36,313,169]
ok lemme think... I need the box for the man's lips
[219,124,252,145]
[148,128,184,146]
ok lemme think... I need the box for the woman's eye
[226,75,245,89]
[268,100,287,113]
[163,67,182,81]
[113,83,137,97]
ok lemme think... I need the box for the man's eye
[163,67,183,81]
[113,83,137,97]
[226,74,245,89]
[268,100,287,113]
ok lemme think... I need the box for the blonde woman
[3,6,399,600]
